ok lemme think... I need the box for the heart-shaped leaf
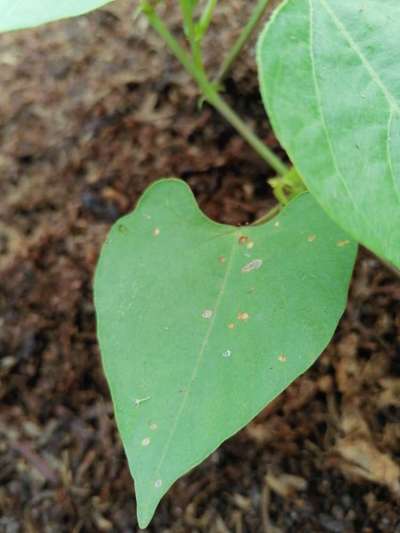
[257,0,400,268]
[0,0,114,33]
[94,179,356,527]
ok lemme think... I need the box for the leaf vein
[309,0,364,219]
[319,0,400,116]
[154,236,237,478]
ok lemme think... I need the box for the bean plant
[2,0,399,528]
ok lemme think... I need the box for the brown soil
[1,3,399,532]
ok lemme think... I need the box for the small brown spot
[153,227,160,237]
[278,353,287,363]
[241,259,263,273]
[202,309,213,319]
[337,239,350,247]
[237,312,249,321]
[307,234,316,242]
[238,235,248,245]
[142,437,151,447]
[228,323,236,330]
[219,256,226,264]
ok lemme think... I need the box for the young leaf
[257,0,400,268]
[0,0,114,33]
[94,179,356,528]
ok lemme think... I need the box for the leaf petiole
[141,2,288,176]
[214,0,273,87]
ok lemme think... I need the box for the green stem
[179,0,203,69]
[215,0,272,86]
[142,3,288,176]
[198,0,218,37]
[207,92,288,175]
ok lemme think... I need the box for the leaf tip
[137,501,155,529]
[135,474,169,530]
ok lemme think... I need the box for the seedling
[2,0,399,528]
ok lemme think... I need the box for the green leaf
[257,0,400,268]
[0,0,114,32]
[94,179,356,528]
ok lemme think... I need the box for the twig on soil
[9,440,59,485]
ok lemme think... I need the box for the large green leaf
[0,0,114,32]
[94,179,356,527]
[257,0,400,268]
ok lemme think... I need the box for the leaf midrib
[308,0,369,227]
[318,0,400,115]
[151,236,238,483]
[310,0,400,243]
[319,0,400,208]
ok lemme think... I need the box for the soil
[0,2,399,532]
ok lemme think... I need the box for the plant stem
[207,92,288,175]
[178,0,202,68]
[215,0,272,86]
[198,0,218,37]
[142,3,288,176]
